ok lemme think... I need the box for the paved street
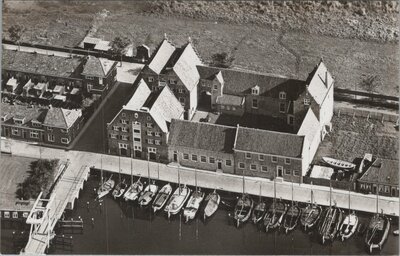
[1,139,398,217]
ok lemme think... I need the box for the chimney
[164,33,168,40]
[188,36,192,43]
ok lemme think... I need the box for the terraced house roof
[1,103,47,126]
[234,126,305,158]
[197,65,307,100]
[82,56,116,78]
[2,49,83,78]
[358,159,398,186]
[43,108,82,129]
[168,120,236,153]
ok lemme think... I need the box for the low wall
[334,106,398,123]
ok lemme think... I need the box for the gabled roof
[197,65,306,99]
[43,108,82,129]
[168,119,236,153]
[172,43,202,91]
[297,108,320,143]
[148,86,184,133]
[124,79,152,111]
[1,102,47,125]
[235,126,305,158]
[358,159,398,186]
[82,56,116,78]
[148,39,176,74]
[306,61,333,105]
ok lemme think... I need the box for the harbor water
[1,171,398,255]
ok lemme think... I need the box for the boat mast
[195,167,197,192]
[130,154,133,185]
[273,170,276,207]
[329,181,332,208]
[348,184,351,215]
[291,177,294,207]
[311,181,313,206]
[147,153,150,185]
[242,169,245,195]
[376,181,379,214]
[259,182,262,203]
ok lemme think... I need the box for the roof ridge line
[174,118,236,130]
[238,125,303,137]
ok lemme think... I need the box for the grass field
[3,1,399,95]
[315,114,398,163]
[0,155,36,210]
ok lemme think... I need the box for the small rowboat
[97,176,115,199]
[203,190,220,220]
[323,157,356,170]
[340,211,359,241]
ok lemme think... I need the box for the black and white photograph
[0,0,399,255]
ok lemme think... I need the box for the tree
[358,74,381,102]
[8,24,25,50]
[110,36,131,66]
[210,52,235,68]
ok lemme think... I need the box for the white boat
[123,178,143,201]
[322,157,356,170]
[393,230,399,236]
[138,183,159,206]
[164,185,191,218]
[152,183,173,212]
[340,212,359,241]
[97,176,115,199]
[203,190,220,220]
[234,194,254,228]
[112,179,127,199]
[183,188,205,222]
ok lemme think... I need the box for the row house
[107,79,184,161]
[196,60,334,137]
[167,119,236,174]
[1,103,82,147]
[357,159,399,197]
[140,37,202,120]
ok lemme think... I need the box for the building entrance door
[217,161,222,169]
[173,151,178,162]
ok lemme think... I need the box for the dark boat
[112,179,127,199]
[318,205,343,244]
[365,214,390,253]
[252,182,266,224]
[284,204,301,233]
[264,200,287,232]
[301,204,322,231]
[234,194,254,228]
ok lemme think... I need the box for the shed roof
[310,165,334,180]
[235,126,305,158]
[168,120,236,153]
[358,159,398,186]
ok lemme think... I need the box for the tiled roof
[43,108,82,129]
[216,94,244,106]
[149,86,184,133]
[306,61,333,105]
[82,56,115,78]
[2,50,82,78]
[172,43,202,91]
[168,120,236,153]
[297,108,320,143]
[124,79,152,110]
[358,159,398,186]
[1,103,47,125]
[197,65,307,99]
[148,39,176,74]
[235,126,304,158]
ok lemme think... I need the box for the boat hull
[204,192,220,220]
[318,206,343,244]
[234,194,254,228]
[284,205,301,233]
[300,205,322,231]
[152,184,173,212]
[264,201,287,232]
[365,215,390,253]
[164,186,192,217]
[340,213,359,241]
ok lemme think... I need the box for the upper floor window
[279,91,286,100]
[121,119,127,124]
[146,123,154,128]
[121,135,129,141]
[201,156,207,163]
[304,98,311,105]
[252,99,258,109]
[191,154,198,162]
[110,134,117,139]
[61,128,68,133]
[154,132,161,137]
[121,127,128,132]
[183,153,189,160]
[279,102,286,113]
[147,131,153,136]
[61,138,70,144]
[113,126,119,131]
[271,156,278,163]
[226,160,232,166]
[155,140,161,145]
[134,113,139,119]
[148,77,154,82]
[133,129,140,134]
[169,79,177,85]
[178,89,184,94]
[251,86,259,95]
[213,84,218,90]
[209,157,215,164]
[285,158,291,165]
[245,152,251,159]
[259,154,265,161]
[147,139,154,144]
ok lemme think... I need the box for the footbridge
[21,164,90,255]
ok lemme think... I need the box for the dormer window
[279,92,286,100]
[251,86,259,95]
[14,116,25,125]
[32,121,42,128]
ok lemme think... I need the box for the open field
[315,114,399,163]
[3,1,399,95]
[0,155,36,211]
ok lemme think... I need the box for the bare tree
[8,24,25,50]
[110,36,131,66]
[210,52,235,68]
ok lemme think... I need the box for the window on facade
[61,138,70,144]
[169,79,176,85]
[245,152,251,159]
[110,134,117,139]
[201,156,207,163]
[147,116,151,121]
[148,77,154,82]
[261,166,268,172]
[134,138,141,142]
[232,106,236,111]
[288,116,294,125]
[12,212,18,219]
[238,162,245,169]
[4,212,10,218]
[294,170,300,176]
[213,84,218,90]
[121,127,128,132]
[178,89,184,93]
[121,135,128,141]
[251,87,259,95]
[259,154,264,161]
[113,126,119,131]
[179,97,185,104]
[47,127,53,131]
[192,154,198,162]
[48,134,55,142]
[385,186,389,193]
[304,98,311,105]
[11,128,19,136]
[148,147,157,153]
[285,158,291,165]
[147,139,154,144]
[32,122,41,128]
[61,128,68,133]
[146,123,153,128]
[279,102,286,113]
[250,164,257,171]
[155,132,161,137]
[252,99,258,109]
[226,160,232,166]
[285,169,291,175]
[134,129,140,134]
[30,131,39,139]
[122,113,126,117]
[209,157,215,164]
[279,92,286,100]
[121,119,127,124]
[134,113,139,118]
[155,140,161,145]
[147,131,153,136]
[183,153,189,160]
[119,143,128,149]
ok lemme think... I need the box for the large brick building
[107,79,184,161]
[139,37,202,120]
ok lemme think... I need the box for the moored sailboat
[123,178,143,202]
[164,184,192,218]
[234,193,254,228]
[339,187,358,241]
[112,179,127,199]
[203,190,220,220]
[283,179,301,233]
[365,213,390,253]
[97,175,115,199]
[152,183,173,212]
[183,188,205,222]
[300,183,322,231]
[252,183,266,224]
[138,183,159,206]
